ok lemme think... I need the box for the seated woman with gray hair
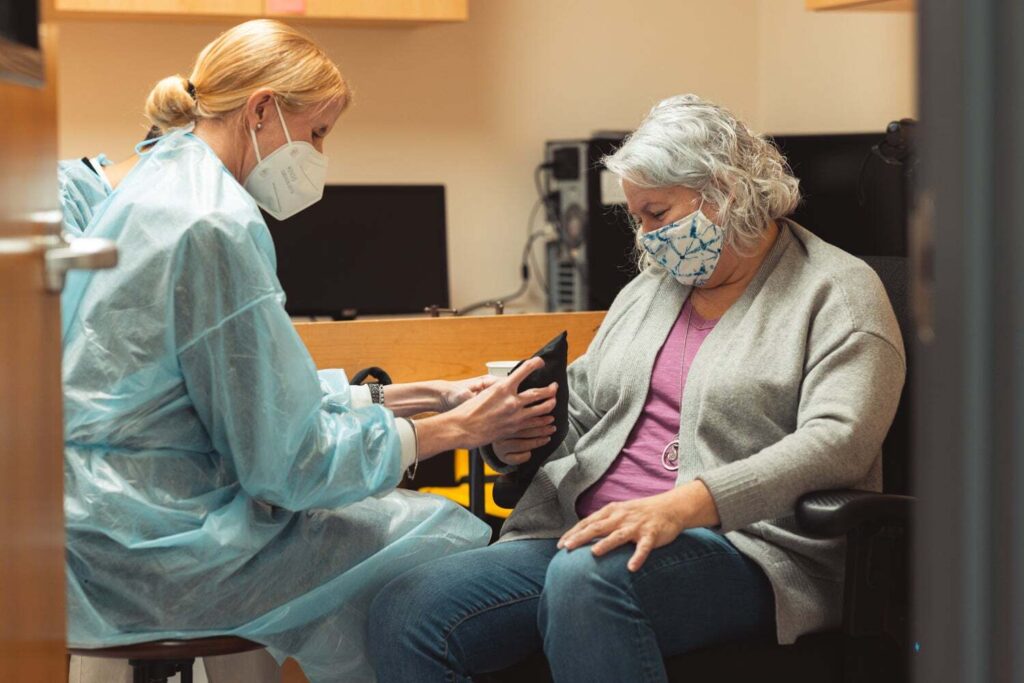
[367,94,906,683]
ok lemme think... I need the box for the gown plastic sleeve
[316,372,413,464]
[178,293,405,512]
[347,384,373,408]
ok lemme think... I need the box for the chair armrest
[795,489,915,539]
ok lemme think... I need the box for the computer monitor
[264,185,450,317]
[770,132,908,257]
[0,2,44,86]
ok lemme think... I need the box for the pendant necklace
[661,302,694,472]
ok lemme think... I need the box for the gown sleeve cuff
[396,418,418,470]
[349,384,373,409]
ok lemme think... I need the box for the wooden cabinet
[54,0,262,17]
[52,0,468,23]
[267,0,467,22]
[806,0,914,10]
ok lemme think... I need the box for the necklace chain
[661,301,694,472]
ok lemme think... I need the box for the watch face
[562,204,586,248]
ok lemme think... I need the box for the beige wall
[756,0,917,134]
[56,0,915,311]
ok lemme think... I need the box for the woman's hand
[417,358,558,456]
[437,375,500,412]
[453,357,557,446]
[557,480,721,572]
[491,423,559,467]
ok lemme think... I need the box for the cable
[456,162,564,315]
[535,162,564,242]
[350,366,393,385]
[858,120,916,205]
[455,200,550,315]
[524,198,549,293]
[529,237,549,294]
[535,162,553,203]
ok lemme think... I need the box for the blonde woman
[62,20,556,682]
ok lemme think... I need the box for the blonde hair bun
[145,75,198,132]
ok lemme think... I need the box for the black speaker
[543,136,638,311]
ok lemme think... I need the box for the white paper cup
[486,360,519,378]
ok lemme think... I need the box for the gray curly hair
[604,94,800,261]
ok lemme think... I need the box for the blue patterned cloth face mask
[640,208,725,286]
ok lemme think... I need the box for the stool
[69,636,264,683]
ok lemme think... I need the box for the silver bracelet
[368,383,384,405]
[404,418,419,481]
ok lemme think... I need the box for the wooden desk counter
[294,311,606,380]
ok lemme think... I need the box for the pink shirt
[576,298,718,518]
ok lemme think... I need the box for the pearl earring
[256,122,263,131]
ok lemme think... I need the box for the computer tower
[543,136,638,312]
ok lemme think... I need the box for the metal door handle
[44,236,118,292]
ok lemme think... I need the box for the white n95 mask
[640,208,725,287]
[244,97,328,221]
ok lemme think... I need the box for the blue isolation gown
[58,154,113,237]
[61,129,490,682]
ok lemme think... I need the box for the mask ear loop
[248,124,263,164]
[249,96,292,164]
[272,97,293,145]
[683,196,706,234]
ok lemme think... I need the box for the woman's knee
[367,574,409,651]
[541,545,634,610]
[368,564,449,659]
[368,546,527,659]
[370,543,552,679]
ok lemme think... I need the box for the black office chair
[482,255,914,683]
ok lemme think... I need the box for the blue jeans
[367,528,775,683]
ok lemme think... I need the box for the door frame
[914,0,1024,680]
